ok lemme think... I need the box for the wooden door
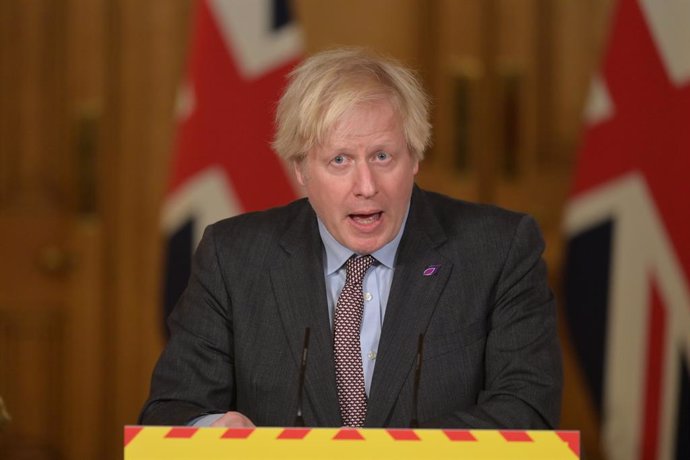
[0,1,105,458]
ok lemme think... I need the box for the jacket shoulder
[420,189,528,234]
[205,198,311,249]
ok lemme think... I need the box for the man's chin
[343,235,389,255]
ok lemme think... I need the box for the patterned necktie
[334,254,375,427]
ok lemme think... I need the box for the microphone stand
[409,333,424,428]
[293,327,311,427]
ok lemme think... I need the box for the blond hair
[273,48,431,162]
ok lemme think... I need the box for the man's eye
[332,155,345,164]
[376,151,389,161]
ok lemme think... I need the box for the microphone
[294,327,311,426]
[409,333,424,428]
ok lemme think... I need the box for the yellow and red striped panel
[125,427,579,459]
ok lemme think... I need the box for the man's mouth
[349,212,382,225]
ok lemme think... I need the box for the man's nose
[353,162,377,198]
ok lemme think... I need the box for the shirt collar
[317,204,410,275]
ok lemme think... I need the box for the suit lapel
[269,202,341,426]
[366,187,452,426]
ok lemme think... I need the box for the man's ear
[293,159,307,186]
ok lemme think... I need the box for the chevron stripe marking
[165,427,198,438]
[277,428,311,439]
[443,430,477,441]
[220,428,254,439]
[556,431,581,457]
[499,430,533,442]
[333,428,365,440]
[386,429,420,441]
[124,426,144,446]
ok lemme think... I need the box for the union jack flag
[161,0,302,327]
[563,1,690,459]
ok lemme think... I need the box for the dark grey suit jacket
[139,187,562,428]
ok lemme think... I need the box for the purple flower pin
[423,264,441,277]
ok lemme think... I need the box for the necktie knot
[345,255,374,286]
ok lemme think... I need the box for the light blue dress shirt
[317,210,407,396]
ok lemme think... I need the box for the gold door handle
[0,395,11,427]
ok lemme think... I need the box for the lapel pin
[423,265,441,276]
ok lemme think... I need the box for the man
[140,48,562,428]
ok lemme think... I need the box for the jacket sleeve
[139,225,235,425]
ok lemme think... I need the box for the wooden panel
[0,215,105,459]
[100,1,189,457]
[295,0,425,66]
[430,0,483,176]
[552,0,614,159]
[0,307,64,459]
[497,0,538,179]
[0,0,70,211]
[61,219,106,460]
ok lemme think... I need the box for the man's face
[295,99,419,254]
